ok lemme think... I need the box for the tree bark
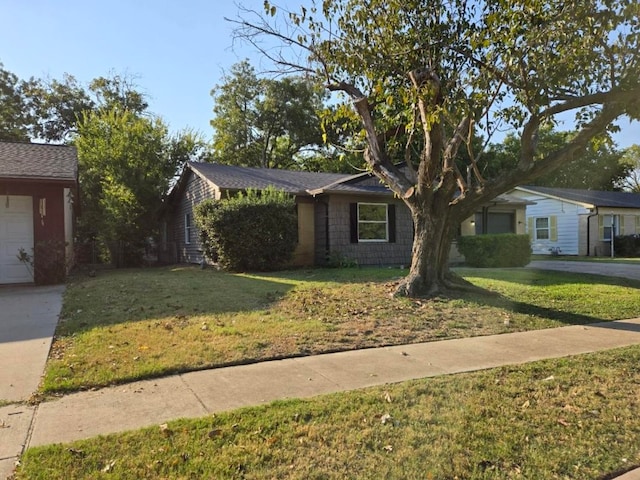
[395,194,467,297]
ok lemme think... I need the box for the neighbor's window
[184,213,192,244]
[358,203,388,241]
[535,217,550,240]
[602,215,620,241]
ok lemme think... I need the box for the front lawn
[19,345,640,479]
[41,265,640,393]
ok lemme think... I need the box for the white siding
[510,191,589,255]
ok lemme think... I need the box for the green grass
[40,265,640,393]
[18,345,640,479]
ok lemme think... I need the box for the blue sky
[2,0,639,148]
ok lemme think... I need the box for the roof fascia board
[513,186,594,209]
[307,171,373,195]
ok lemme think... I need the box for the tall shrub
[194,187,297,271]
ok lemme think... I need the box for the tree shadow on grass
[58,266,300,334]
[468,292,605,325]
[455,266,640,289]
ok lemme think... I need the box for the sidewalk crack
[178,375,208,413]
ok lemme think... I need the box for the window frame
[602,214,620,241]
[357,202,389,243]
[184,213,192,245]
[534,216,550,240]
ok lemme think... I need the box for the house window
[184,213,192,244]
[535,217,550,240]
[358,203,388,242]
[474,212,515,234]
[602,215,620,241]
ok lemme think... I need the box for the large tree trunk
[395,198,468,298]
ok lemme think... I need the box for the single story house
[161,161,530,267]
[0,141,78,284]
[510,186,640,256]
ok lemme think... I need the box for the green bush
[194,187,298,271]
[614,235,640,257]
[457,234,532,268]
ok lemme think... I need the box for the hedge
[194,187,298,271]
[457,234,532,268]
[614,235,640,257]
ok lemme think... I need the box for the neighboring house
[511,186,640,256]
[0,141,78,284]
[161,161,529,267]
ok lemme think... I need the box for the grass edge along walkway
[17,319,640,479]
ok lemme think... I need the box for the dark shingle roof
[520,186,640,209]
[0,141,78,182]
[189,162,351,194]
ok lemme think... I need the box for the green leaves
[75,107,204,264]
[210,60,326,170]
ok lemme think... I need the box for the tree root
[393,271,496,298]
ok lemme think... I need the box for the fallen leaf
[384,391,392,403]
[380,413,392,425]
[383,445,393,452]
[521,400,530,409]
[159,423,173,436]
[557,418,570,427]
[542,375,555,382]
[68,448,85,457]
[102,460,116,473]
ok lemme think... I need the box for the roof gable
[0,141,78,182]
[516,186,640,209]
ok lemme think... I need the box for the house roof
[189,161,351,195]
[187,162,535,206]
[516,186,640,209]
[0,141,78,183]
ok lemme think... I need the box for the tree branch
[328,81,415,198]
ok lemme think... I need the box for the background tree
[210,60,327,169]
[20,72,150,143]
[0,62,31,141]
[235,0,640,296]
[0,63,207,264]
[619,145,640,193]
[484,126,630,190]
[75,107,203,264]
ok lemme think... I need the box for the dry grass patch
[41,265,640,393]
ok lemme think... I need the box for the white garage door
[0,195,34,284]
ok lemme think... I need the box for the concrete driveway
[0,285,64,402]
[527,260,640,281]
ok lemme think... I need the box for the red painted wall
[0,180,69,283]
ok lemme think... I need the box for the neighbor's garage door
[0,195,34,284]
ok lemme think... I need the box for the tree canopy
[484,127,631,190]
[234,0,640,296]
[210,60,329,170]
[0,62,31,141]
[619,145,640,193]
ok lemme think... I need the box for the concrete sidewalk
[0,285,64,403]
[2,318,640,479]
